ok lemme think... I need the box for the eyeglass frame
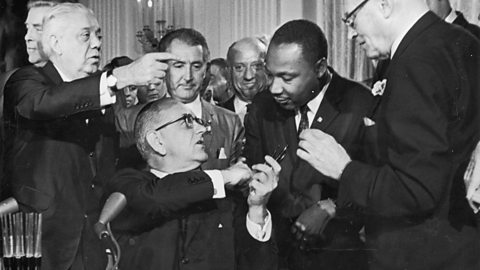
[154,113,211,132]
[342,0,369,28]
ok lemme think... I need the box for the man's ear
[48,34,62,56]
[146,132,167,156]
[379,0,394,18]
[314,58,328,79]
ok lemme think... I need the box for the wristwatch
[106,69,119,92]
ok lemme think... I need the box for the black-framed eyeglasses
[154,113,211,132]
[342,0,369,28]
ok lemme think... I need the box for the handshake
[220,155,281,207]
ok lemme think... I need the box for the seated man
[105,98,280,270]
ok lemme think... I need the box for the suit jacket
[337,12,480,270]
[219,95,235,112]
[373,10,480,84]
[199,99,244,170]
[244,68,374,269]
[3,62,113,270]
[108,169,277,270]
[453,11,480,40]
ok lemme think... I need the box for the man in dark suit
[3,3,177,269]
[298,0,480,269]
[106,98,280,270]
[244,20,374,270]
[158,28,244,171]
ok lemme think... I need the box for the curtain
[85,0,479,81]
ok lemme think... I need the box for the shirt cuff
[204,170,226,199]
[99,72,117,106]
[246,209,272,242]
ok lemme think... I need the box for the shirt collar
[52,62,73,82]
[301,69,332,116]
[183,94,203,118]
[150,168,169,179]
[444,9,457,24]
[391,11,429,59]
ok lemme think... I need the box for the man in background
[427,0,480,38]
[206,58,234,106]
[224,37,268,123]
[159,28,244,171]
[297,0,480,269]
[24,0,57,67]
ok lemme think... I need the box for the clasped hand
[221,156,281,206]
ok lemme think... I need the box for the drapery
[85,0,479,81]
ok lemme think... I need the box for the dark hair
[269,19,328,64]
[103,56,132,71]
[209,58,229,81]
[158,28,210,62]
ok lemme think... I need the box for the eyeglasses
[342,0,369,28]
[154,113,211,132]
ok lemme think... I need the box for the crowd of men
[1,0,480,269]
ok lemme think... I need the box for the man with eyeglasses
[296,0,480,269]
[105,98,279,270]
[224,37,268,123]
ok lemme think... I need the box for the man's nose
[184,66,193,81]
[90,34,101,49]
[347,27,358,40]
[269,78,282,95]
[243,65,255,81]
[25,28,33,42]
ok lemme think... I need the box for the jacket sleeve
[107,169,215,219]
[337,45,480,218]
[4,66,102,120]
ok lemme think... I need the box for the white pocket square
[363,117,376,127]
[217,147,227,159]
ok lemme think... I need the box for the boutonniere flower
[371,79,387,96]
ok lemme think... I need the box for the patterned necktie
[298,105,309,136]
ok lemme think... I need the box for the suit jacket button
[128,238,136,245]
[180,258,189,264]
[89,152,95,157]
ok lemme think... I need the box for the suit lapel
[200,100,215,152]
[291,74,341,196]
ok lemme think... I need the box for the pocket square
[217,147,227,159]
[363,117,376,127]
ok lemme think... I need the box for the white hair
[41,2,97,57]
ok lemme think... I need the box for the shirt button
[89,152,95,157]
[84,214,88,218]
[91,184,95,189]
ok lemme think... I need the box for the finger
[236,156,247,164]
[264,155,281,174]
[149,52,181,62]
[296,148,311,162]
[152,61,169,72]
[294,221,306,232]
[297,140,315,154]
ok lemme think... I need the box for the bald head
[227,37,268,101]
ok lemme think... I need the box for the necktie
[298,105,309,136]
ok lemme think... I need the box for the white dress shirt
[294,71,332,130]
